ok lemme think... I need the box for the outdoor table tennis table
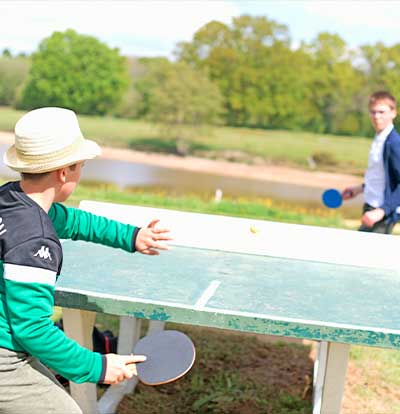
[55,201,400,414]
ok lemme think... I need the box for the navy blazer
[382,127,400,223]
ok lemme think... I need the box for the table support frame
[313,341,350,414]
[63,309,165,414]
[63,310,349,414]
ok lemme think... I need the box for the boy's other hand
[135,219,172,255]
[361,208,385,228]
[103,354,146,385]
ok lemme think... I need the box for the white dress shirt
[364,123,393,208]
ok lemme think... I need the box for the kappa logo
[0,217,7,236]
[34,246,52,261]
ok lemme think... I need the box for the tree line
[1,15,400,137]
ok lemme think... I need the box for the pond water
[0,145,362,215]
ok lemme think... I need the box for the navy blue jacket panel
[382,127,400,223]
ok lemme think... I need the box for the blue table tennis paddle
[322,188,342,209]
[128,330,195,386]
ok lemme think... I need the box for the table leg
[147,320,165,334]
[313,341,350,414]
[62,308,98,414]
[98,316,142,414]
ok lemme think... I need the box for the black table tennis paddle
[127,330,195,386]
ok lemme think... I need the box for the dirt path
[0,131,362,189]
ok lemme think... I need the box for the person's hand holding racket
[135,219,172,255]
[128,330,196,386]
[103,353,147,385]
[342,184,364,200]
[104,331,195,386]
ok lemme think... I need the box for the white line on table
[195,280,221,309]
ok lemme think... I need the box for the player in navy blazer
[342,91,400,234]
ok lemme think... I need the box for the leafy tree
[177,15,385,135]
[2,49,12,58]
[303,32,365,135]
[133,57,171,118]
[0,55,30,105]
[177,21,240,125]
[19,29,129,115]
[176,15,313,130]
[360,42,400,134]
[135,59,223,154]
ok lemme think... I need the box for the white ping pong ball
[250,226,259,234]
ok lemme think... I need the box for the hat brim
[3,138,102,173]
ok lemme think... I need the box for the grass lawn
[112,322,314,414]
[0,106,371,175]
[69,181,345,228]
[94,317,400,414]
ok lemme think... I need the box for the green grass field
[0,106,371,175]
[69,181,344,228]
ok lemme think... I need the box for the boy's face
[369,100,397,133]
[55,162,84,202]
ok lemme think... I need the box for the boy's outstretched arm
[135,219,172,255]
[49,204,172,254]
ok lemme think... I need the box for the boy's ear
[55,167,68,184]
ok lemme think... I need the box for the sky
[2,0,400,57]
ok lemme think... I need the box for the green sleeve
[48,203,139,252]
[4,265,105,383]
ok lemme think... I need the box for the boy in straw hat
[0,107,171,413]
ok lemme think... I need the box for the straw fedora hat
[4,107,102,173]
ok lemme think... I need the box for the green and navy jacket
[0,181,139,383]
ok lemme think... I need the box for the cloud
[4,0,399,55]
[0,0,240,56]
[302,0,399,30]
[257,0,400,47]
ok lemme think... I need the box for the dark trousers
[358,203,395,234]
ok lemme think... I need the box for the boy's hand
[361,208,385,228]
[135,219,172,255]
[341,184,363,200]
[103,354,146,385]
